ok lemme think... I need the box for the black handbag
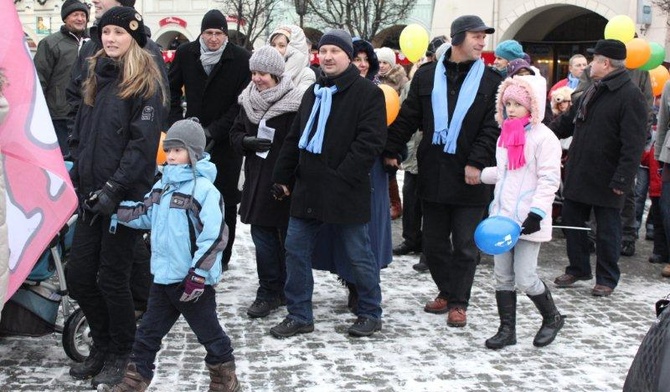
[623,294,670,392]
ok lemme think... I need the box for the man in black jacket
[34,0,88,157]
[167,10,251,271]
[384,15,502,328]
[551,39,647,297]
[270,29,387,338]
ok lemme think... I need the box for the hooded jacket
[267,25,315,94]
[481,75,562,242]
[0,96,8,315]
[116,155,227,285]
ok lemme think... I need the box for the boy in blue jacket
[103,118,239,392]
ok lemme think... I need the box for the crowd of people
[18,0,668,390]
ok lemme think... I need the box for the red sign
[482,51,495,66]
[158,16,187,28]
[226,16,246,27]
[162,50,176,64]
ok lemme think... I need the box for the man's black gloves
[84,180,125,217]
[521,211,542,235]
[271,184,287,200]
[242,136,271,152]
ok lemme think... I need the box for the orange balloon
[379,84,400,125]
[649,65,670,96]
[156,132,167,165]
[625,38,651,69]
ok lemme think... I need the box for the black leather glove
[521,212,542,235]
[242,136,272,152]
[271,183,287,200]
[84,180,125,217]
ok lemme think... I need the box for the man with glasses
[168,10,251,271]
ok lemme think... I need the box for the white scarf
[199,36,226,75]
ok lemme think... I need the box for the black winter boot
[69,344,107,380]
[91,353,131,388]
[528,283,565,347]
[485,291,517,349]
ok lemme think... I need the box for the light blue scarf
[431,54,485,154]
[298,84,338,154]
[567,73,580,89]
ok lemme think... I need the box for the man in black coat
[167,10,251,270]
[384,15,502,328]
[551,39,647,297]
[270,29,387,338]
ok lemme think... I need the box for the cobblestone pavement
[1,216,669,391]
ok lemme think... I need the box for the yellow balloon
[399,24,429,63]
[604,15,636,43]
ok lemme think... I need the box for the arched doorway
[499,5,608,86]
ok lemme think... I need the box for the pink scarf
[498,116,530,170]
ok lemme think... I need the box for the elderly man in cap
[551,39,647,297]
[33,0,89,156]
[168,10,251,271]
[271,29,387,339]
[384,15,502,327]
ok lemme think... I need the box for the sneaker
[70,345,107,380]
[348,316,382,337]
[662,264,670,278]
[270,317,314,338]
[554,273,593,288]
[91,353,130,389]
[447,308,467,327]
[247,297,283,318]
[620,241,635,257]
[424,297,448,314]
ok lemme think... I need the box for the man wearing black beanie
[167,10,251,272]
[33,0,88,156]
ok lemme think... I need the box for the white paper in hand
[256,119,275,159]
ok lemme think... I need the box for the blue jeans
[284,217,382,324]
[131,284,234,381]
[562,199,622,288]
[250,224,287,301]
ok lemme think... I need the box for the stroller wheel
[63,308,91,362]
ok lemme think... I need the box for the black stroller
[0,213,90,362]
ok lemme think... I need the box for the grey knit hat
[249,46,285,76]
[61,0,89,21]
[318,29,353,59]
[163,118,206,163]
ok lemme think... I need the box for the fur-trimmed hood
[495,75,547,127]
[378,64,409,93]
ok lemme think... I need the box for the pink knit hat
[502,83,532,112]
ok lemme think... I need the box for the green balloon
[640,42,666,71]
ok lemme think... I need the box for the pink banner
[0,2,78,301]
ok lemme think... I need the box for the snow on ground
[1,216,669,391]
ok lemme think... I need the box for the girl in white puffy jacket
[480,75,565,350]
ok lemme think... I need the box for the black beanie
[318,29,353,60]
[98,6,147,48]
[201,10,228,34]
[117,0,136,6]
[61,0,89,21]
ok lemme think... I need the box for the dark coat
[273,64,387,224]
[69,58,166,201]
[230,110,296,227]
[550,68,647,209]
[168,40,251,205]
[67,24,168,131]
[384,51,502,206]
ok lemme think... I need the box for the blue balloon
[474,216,521,255]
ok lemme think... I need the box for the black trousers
[222,203,237,266]
[401,172,422,248]
[66,215,138,354]
[422,201,484,309]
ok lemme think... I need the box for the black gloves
[271,184,287,200]
[242,136,271,152]
[84,180,125,217]
[521,212,542,235]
